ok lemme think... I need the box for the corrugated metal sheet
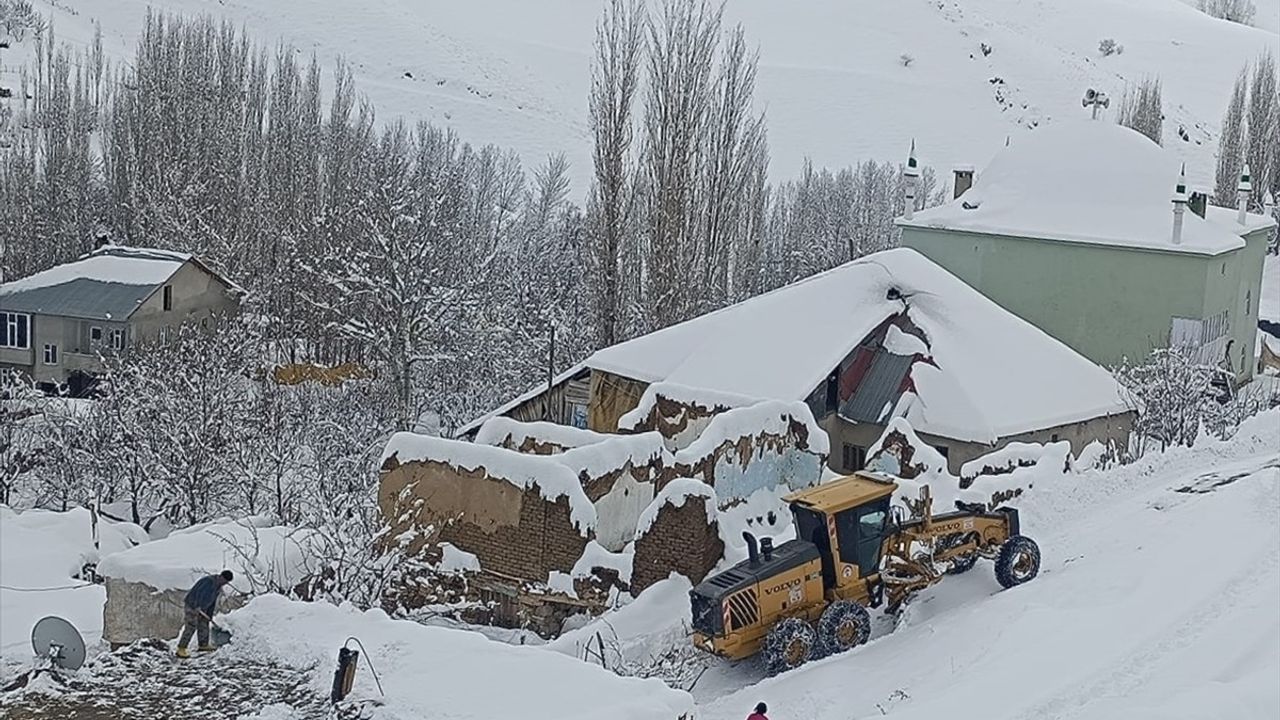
[839,350,913,424]
[0,279,156,321]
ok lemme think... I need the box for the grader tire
[763,617,817,675]
[946,553,979,575]
[994,535,1041,589]
[817,600,872,657]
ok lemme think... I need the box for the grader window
[836,499,891,577]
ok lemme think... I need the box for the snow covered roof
[96,517,314,592]
[0,245,239,320]
[589,249,1128,442]
[899,122,1273,257]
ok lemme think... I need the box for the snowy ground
[0,507,148,673]
[2,411,1277,717]
[554,410,1280,717]
[15,0,1277,190]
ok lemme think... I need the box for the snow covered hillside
[20,0,1278,189]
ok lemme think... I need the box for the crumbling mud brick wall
[379,456,589,582]
[665,401,828,506]
[630,494,724,594]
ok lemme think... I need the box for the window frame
[842,443,866,472]
[43,343,58,365]
[162,285,173,311]
[1,311,31,349]
[110,328,125,351]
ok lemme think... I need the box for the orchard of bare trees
[0,4,938,530]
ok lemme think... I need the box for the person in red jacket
[748,702,769,720]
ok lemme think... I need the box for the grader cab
[690,471,1041,674]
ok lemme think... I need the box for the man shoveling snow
[176,570,233,658]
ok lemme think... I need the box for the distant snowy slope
[22,0,1278,191]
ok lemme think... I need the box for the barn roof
[462,248,1130,444]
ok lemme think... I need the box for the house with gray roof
[0,246,242,391]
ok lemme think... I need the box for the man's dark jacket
[184,575,222,617]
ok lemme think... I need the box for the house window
[0,311,30,349]
[110,329,125,351]
[90,326,103,347]
[43,344,58,365]
[1050,433,1060,443]
[162,285,173,311]
[1246,290,1251,315]
[842,443,866,472]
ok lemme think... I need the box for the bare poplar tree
[1245,52,1277,209]
[1215,67,1250,206]
[587,0,645,347]
[1197,0,1257,25]
[1116,76,1163,146]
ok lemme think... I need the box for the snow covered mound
[96,516,314,593]
[220,594,695,720]
[0,506,148,665]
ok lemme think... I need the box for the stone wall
[630,495,724,594]
[103,577,246,647]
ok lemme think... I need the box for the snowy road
[697,440,1280,719]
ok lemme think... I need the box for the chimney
[903,140,920,220]
[1237,163,1252,225]
[1188,191,1207,219]
[1172,164,1188,245]
[952,167,974,200]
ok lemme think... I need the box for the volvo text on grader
[690,471,1041,674]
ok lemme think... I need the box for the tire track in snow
[1017,470,1280,720]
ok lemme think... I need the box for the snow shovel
[167,598,233,647]
[199,609,233,647]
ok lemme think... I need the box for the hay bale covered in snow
[97,517,312,647]
[379,433,596,581]
[630,479,725,594]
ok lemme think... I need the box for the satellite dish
[1082,88,1098,105]
[31,616,87,671]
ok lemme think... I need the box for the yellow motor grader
[690,471,1041,674]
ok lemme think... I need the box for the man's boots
[176,647,191,659]
[198,645,217,652]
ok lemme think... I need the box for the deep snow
[15,0,1278,191]
[0,507,148,667]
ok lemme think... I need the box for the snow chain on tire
[763,617,817,675]
[994,535,1041,589]
[816,600,871,658]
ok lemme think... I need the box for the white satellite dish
[31,616,87,671]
